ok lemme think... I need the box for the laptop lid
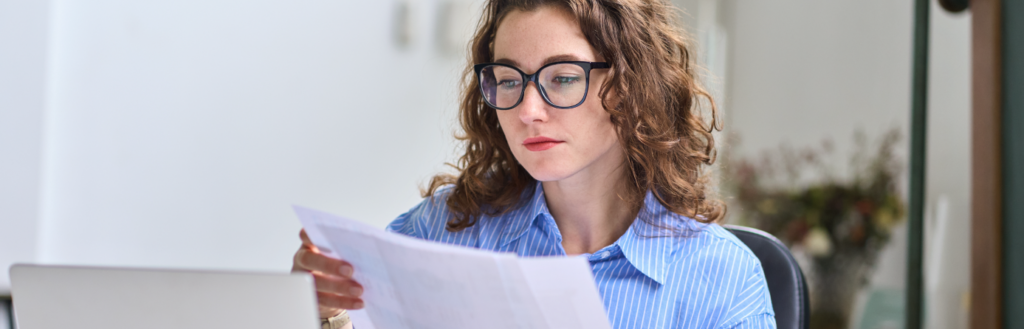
[9,264,319,329]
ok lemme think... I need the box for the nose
[517,82,549,124]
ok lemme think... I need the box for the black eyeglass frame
[473,61,610,110]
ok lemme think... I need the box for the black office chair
[724,225,810,329]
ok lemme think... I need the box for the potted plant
[722,128,906,329]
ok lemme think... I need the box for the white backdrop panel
[38,0,471,273]
[0,0,50,292]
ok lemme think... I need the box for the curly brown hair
[424,0,724,232]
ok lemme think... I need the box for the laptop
[9,264,320,329]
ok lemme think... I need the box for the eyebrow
[494,54,588,68]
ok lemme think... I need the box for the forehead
[493,6,597,71]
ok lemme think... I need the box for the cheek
[584,101,619,153]
[593,113,618,148]
[496,110,516,131]
[495,110,521,142]
[583,93,615,135]
[557,101,615,157]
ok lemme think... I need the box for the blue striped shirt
[388,182,776,329]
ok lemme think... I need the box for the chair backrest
[724,225,810,329]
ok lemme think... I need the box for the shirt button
[599,251,611,259]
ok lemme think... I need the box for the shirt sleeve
[386,186,454,240]
[725,313,776,329]
[718,259,777,329]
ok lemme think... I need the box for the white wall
[0,0,480,286]
[722,0,914,168]
[0,0,50,293]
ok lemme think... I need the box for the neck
[542,159,637,255]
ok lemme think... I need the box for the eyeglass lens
[478,63,588,109]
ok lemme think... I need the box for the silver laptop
[9,264,319,329]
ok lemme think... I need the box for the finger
[317,292,364,310]
[312,272,363,297]
[296,230,322,255]
[291,245,317,273]
[294,248,355,277]
[299,229,315,248]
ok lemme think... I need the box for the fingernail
[339,265,353,276]
[353,302,364,309]
[349,286,362,296]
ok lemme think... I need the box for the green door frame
[1002,0,1024,327]
[906,1,929,328]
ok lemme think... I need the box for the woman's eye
[498,80,521,90]
[552,76,581,86]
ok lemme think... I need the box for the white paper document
[293,206,613,329]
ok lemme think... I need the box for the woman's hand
[291,229,365,318]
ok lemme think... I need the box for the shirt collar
[498,182,550,247]
[615,191,706,284]
[498,183,707,285]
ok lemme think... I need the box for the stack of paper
[294,206,613,329]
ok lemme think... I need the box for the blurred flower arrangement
[722,128,906,329]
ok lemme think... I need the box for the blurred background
[0,0,972,328]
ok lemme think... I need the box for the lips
[523,136,563,151]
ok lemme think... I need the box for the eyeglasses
[474,61,610,110]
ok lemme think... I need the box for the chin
[521,160,577,182]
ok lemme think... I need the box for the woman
[293,0,776,328]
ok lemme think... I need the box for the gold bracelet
[320,310,351,329]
